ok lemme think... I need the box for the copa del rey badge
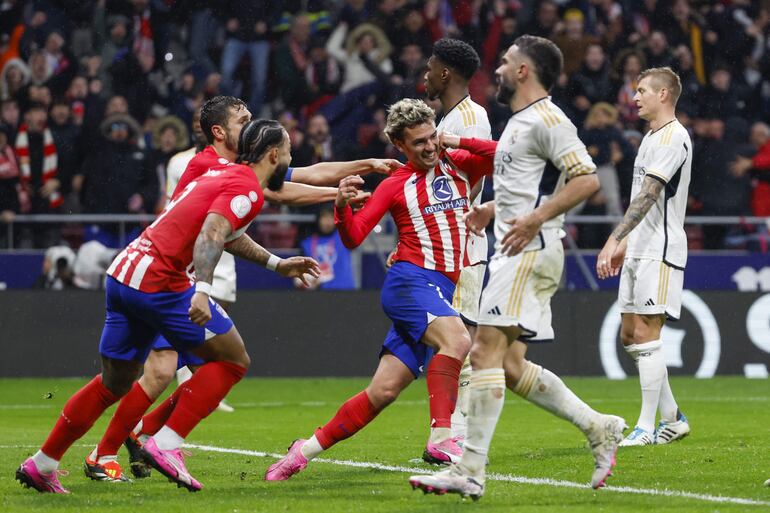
[230,195,252,219]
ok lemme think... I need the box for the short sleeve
[208,177,259,233]
[644,133,687,184]
[537,114,597,181]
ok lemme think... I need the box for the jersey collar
[512,96,550,116]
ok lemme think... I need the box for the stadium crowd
[0,0,769,252]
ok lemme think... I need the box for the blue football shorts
[380,261,459,377]
[99,276,233,363]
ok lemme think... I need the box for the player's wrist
[195,281,212,296]
[266,254,283,271]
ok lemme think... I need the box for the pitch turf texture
[1,377,769,512]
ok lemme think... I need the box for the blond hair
[638,66,682,105]
[586,102,619,127]
[384,99,435,143]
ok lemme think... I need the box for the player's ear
[211,124,225,141]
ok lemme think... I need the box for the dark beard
[267,163,289,191]
[496,82,515,105]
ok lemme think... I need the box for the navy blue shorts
[380,262,458,377]
[99,276,233,363]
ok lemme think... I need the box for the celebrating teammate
[82,96,398,483]
[596,67,692,447]
[409,36,626,500]
[423,39,491,458]
[16,119,320,493]
[265,98,493,481]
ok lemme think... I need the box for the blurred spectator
[643,31,676,70]
[72,240,118,290]
[296,207,355,290]
[41,31,75,96]
[75,113,157,247]
[48,98,81,200]
[671,45,700,118]
[0,58,30,102]
[295,113,348,166]
[611,49,645,129]
[149,115,188,211]
[482,1,519,73]
[338,0,374,28]
[731,122,770,217]
[0,123,23,228]
[220,1,272,117]
[393,7,433,56]
[567,43,614,126]
[522,0,559,38]
[274,14,312,112]
[0,98,20,142]
[553,9,597,76]
[383,43,426,104]
[691,118,751,249]
[302,36,342,117]
[696,66,749,120]
[660,0,714,84]
[92,3,131,97]
[37,245,75,289]
[188,1,225,75]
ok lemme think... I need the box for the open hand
[277,256,321,287]
[500,212,542,256]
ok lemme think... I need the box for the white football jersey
[626,119,692,269]
[166,146,236,284]
[493,97,596,252]
[437,95,492,264]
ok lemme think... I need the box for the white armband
[266,254,282,271]
[195,281,212,296]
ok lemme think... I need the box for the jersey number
[149,181,198,229]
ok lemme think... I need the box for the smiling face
[395,121,439,171]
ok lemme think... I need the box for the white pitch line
[185,443,770,508]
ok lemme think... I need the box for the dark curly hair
[236,119,285,165]
[513,35,563,92]
[432,38,481,81]
[200,95,247,144]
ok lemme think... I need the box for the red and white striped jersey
[107,163,264,293]
[334,147,494,282]
[171,146,230,199]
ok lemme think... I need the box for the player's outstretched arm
[290,158,402,186]
[264,181,338,206]
[226,233,321,286]
[190,213,232,326]
[597,175,663,279]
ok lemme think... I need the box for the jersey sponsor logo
[423,197,468,215]
[230,195,251,219]
[431,176,454,201]
[633,166,646,186]
[204,169,224,177]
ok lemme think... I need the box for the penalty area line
[185,443,770,507]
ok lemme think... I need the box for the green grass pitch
[1,376,769,512]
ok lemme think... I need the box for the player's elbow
[585,173,601,194]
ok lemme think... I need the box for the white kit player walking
[596,67,692,447]
[424,38,491,457]
[410,36,626,499]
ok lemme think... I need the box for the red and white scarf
[15,123,62,209]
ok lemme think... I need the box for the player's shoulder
[525,98,572,132]
[379,164,414,189]
[652,119,689,147]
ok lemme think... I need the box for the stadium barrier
[1,289,767,379]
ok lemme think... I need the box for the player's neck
[511,84,549,113]
[649,110,677,132]
[249,162,273,188]
[211,142,236,162]
[440,86,469,115]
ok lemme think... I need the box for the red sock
[426,354,463,429]
[41,375,119,461]
[314,391,380,449]
[140,388,182,436]
[165,361,246,438]
[96,381,153,457]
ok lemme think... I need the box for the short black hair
[200,95,247,144]
[432,38,480,81]
[236,119,285,165]
[513,35,563,91]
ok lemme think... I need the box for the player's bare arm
[464,200,495,236]
[190,213,232,326]
[335,175,367,208]
[264,182,337,206]
[290,158,401,186]
[596,175,664,279]
[226,234,322,287]
[501,174,600,256]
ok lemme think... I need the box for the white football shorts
[477,242,563,341]
[211,252,237,303]
[618,258,683,320]
[452,263,486,325]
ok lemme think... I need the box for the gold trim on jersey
[561,151,594,179]
[506,251,537,318]
[534,102,561,128]
[457,100,478,128]
[645,169,669,183]
[657,262,671,305]
[659,123,675,146]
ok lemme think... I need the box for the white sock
[625,340,664,433]
[89,446,98,461]
[514,361,599,434]
[32,450,59,473]
[176,366,193,385]
[97,454,118,465]
[133,419,143,435]
[450,355,472,439]
[153,425,185,450]
[460,368,506,478]
[429,427,452,444]
[300,435,324,460]
[658,366,679,422]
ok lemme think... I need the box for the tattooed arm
[189,213,232,325]
[611,175,665,241]
[596,175,664,279]
[224,233,272,266]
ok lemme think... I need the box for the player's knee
[504,357,526,387]
[101,373,134,397]
[620,326,636,346]
[449,330,472,359]
[368,385,400,408]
